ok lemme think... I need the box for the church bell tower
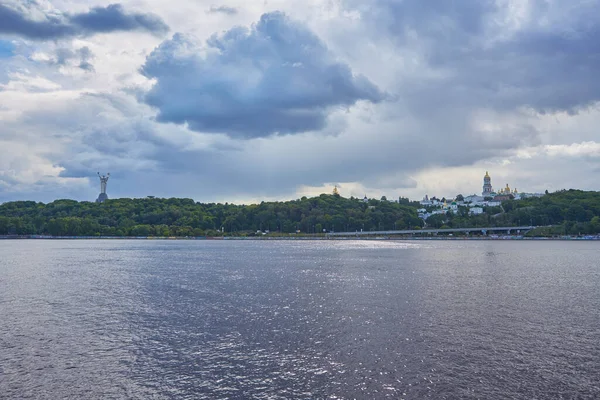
[482,171,493,196]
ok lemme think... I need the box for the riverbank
[1,235,599,241]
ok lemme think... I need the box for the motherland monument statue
[96,172,110,203]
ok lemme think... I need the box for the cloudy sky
[1,0,599,204]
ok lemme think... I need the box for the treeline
[425,190,600,235]
[0,194,423,237]
[2,190,599,237]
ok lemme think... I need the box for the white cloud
[1,71,62,91]
[516,141,600,159]
[544,142,600,157]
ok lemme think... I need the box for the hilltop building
[482,172,521,198]
[482,171,494,196]
[418,171,544,221]
[465,194,484,203]
[419,195,441,207]
[470,207,484,215]
[496,183,519,198]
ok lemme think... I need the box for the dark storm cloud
[140,12,384,138]
[0,3,70,39]
[343,0,600,115]
[207,5,238,15]
[69,4,169,36]
[0,3,168,40]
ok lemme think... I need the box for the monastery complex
[417,171,545,221]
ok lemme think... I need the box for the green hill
[0,194,422,237]
[426,190,600,236]
[2,190,599,237]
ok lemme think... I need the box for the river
[1,240,598,399]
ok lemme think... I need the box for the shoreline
[1,235,599,241]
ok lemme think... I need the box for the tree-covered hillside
[0,194,423,236]
[504,190,600,235]
[425,190,600,235]
[2,190,599,237]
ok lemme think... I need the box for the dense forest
[0,194,422,237]
[1,190,599,237]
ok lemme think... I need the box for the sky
[1,0,599,204]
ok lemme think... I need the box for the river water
[1,240,599,399]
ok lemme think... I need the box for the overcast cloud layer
[1,0,599,204]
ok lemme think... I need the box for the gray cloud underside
[344,0,600,115]
[0,3,169,40]
[141,12,384,138]
[43,93,526,198]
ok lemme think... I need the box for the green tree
[2,189,600,237]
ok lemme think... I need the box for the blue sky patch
[0,40,15,58]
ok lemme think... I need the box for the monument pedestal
[96,193,108,203]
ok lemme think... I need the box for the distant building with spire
[482,171,493,197]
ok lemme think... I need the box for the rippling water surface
[1,240,599,399]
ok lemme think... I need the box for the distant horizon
[2,187,596,207]
[3,169,595,205]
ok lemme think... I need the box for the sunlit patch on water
[293,239,427,250]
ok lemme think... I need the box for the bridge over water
[326,226,537,237]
